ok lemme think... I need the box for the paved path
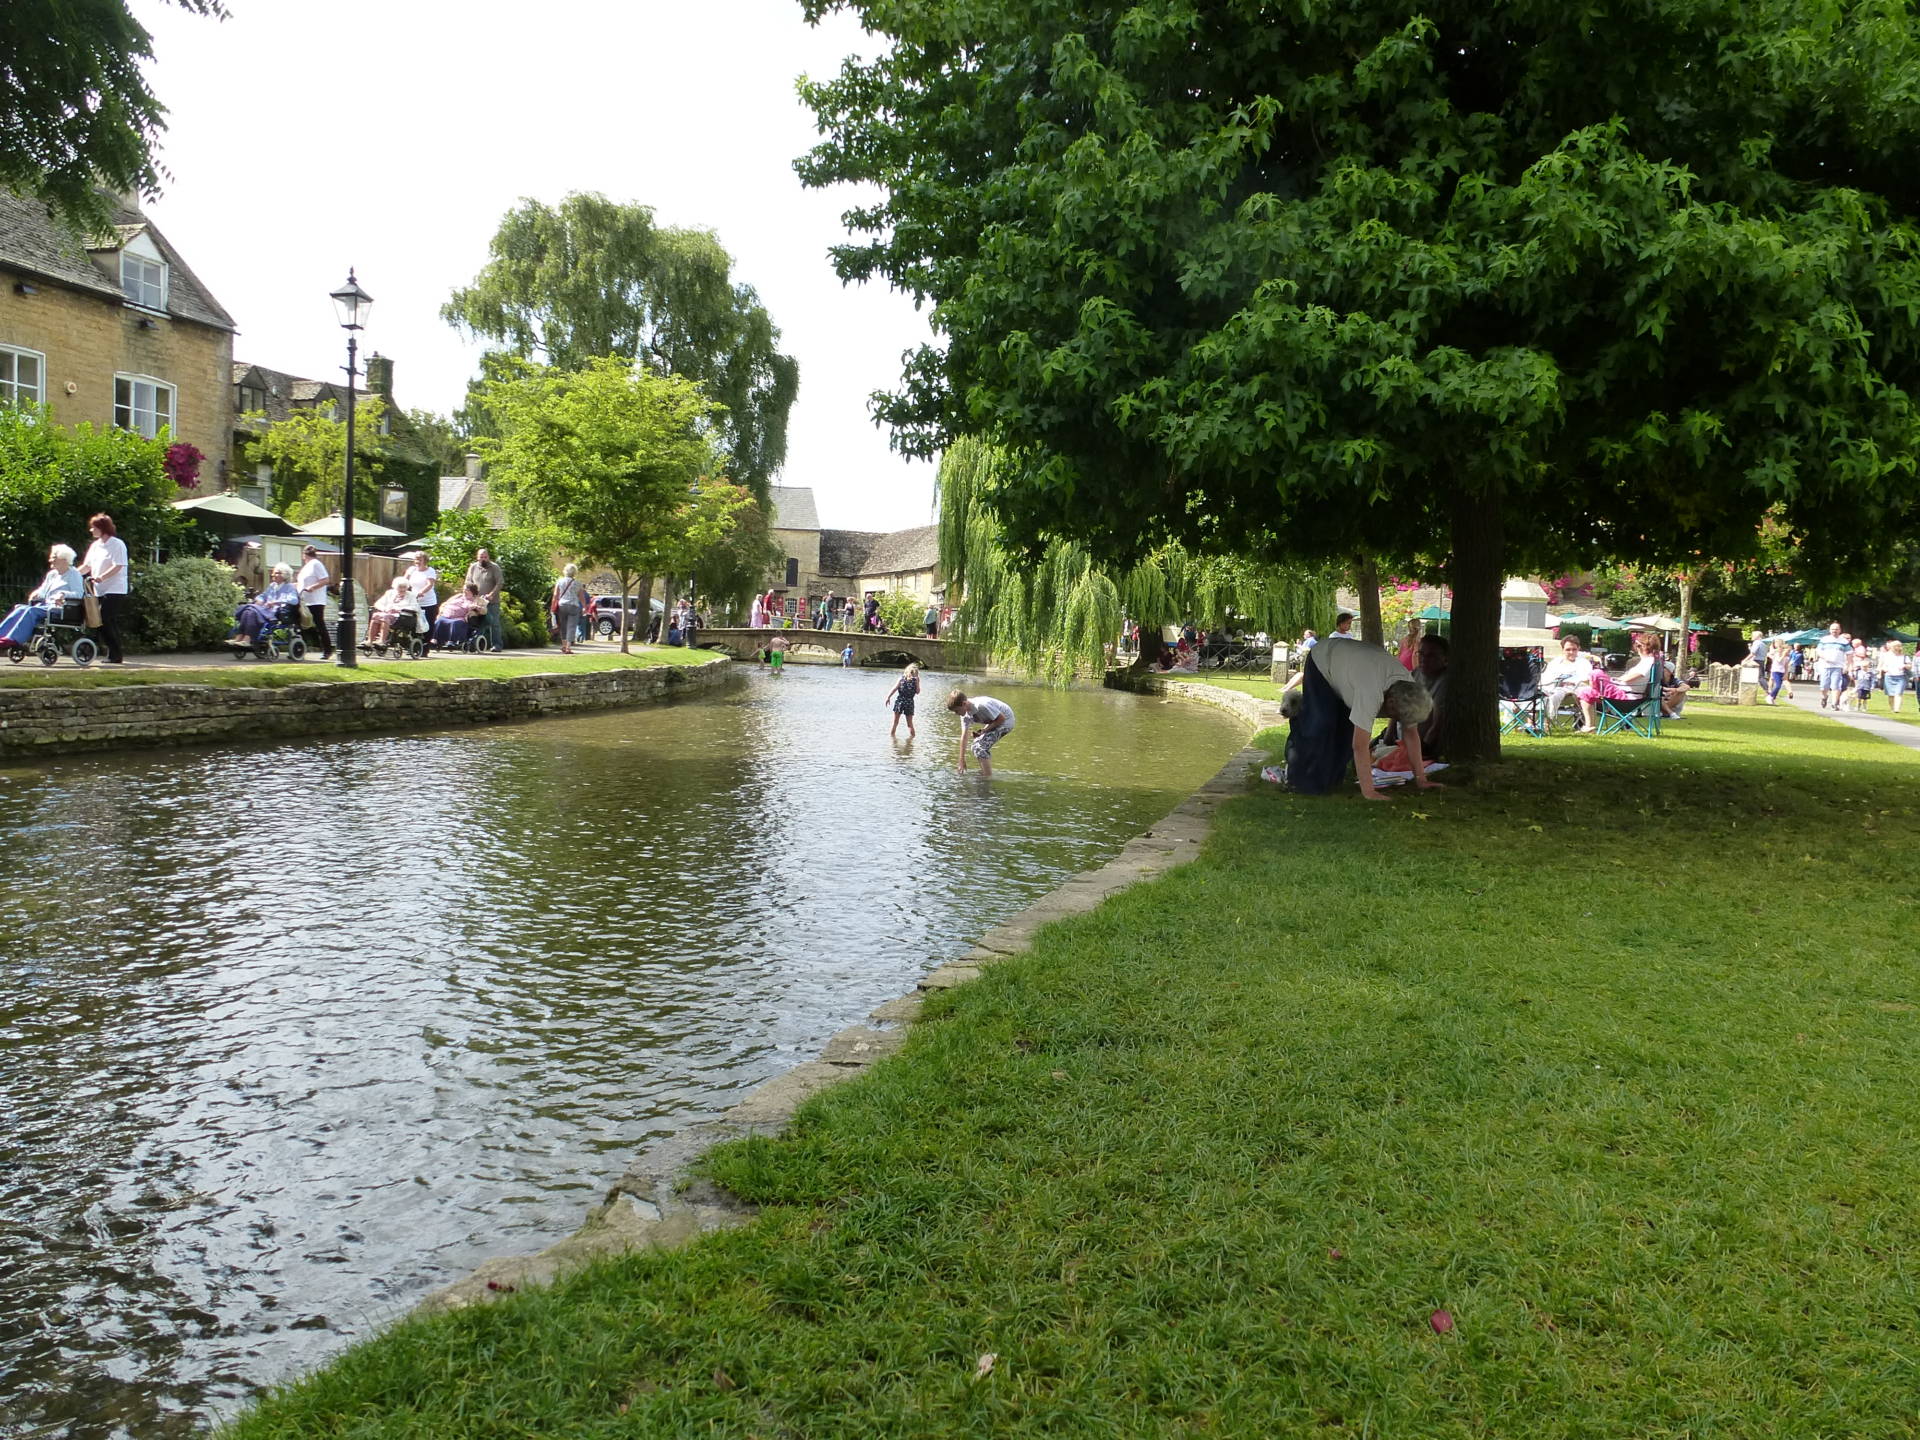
[1780,686,1920,751]
[20,641,636,673]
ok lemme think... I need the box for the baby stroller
[361,607,426,660]
[226,601,308,661]
[4,600,100,667]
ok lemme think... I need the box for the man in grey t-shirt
[465,549,504,651]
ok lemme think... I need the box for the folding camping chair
[1597,656,1666,737]
[1498,649,1548,736]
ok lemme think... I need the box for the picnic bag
[82,577,102,629]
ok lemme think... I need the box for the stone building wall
[1,269,235,488]
[0,657,736,760]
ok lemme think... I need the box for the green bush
[876,589,927,636]
[500,594,546,648]
[0,407,189,575]
[421,509,554,638]
[124,557,244,652]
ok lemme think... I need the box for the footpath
[223,701,1920,1439]
[1782,684,1920,751]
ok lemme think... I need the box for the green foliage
[420,508,555,646]
[873,589,925,636]
[938,438,1334,678]
[799,0,1920,753]
[403,408,471,477]
[443,194,800,499]
[241,397,390,524]
[121,556,242,652]
[0,406,185,573]
[476,355,749,649]
[688,499,782,621]
[0,1,225,234]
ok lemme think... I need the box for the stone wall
[1105,669,1287,732]
[0,656,736,760]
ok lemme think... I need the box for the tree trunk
[1447,483,1506,763]
[1131,619,1169,671]
[1353,556,1384,646]
[1676,572,1694,679]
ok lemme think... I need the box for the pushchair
[3,600,100,667]
[226,600,307,661]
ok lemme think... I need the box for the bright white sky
[132,0,940,532]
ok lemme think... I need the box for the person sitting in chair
[0,544,86,649]
[364,576,419,647]
[229,565,301,643]
[1541,634,1596,729]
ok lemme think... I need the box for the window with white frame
[0,345,44,407]
[121,252,167,310]
[114,374,175,437]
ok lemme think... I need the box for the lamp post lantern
[329,270,373,667]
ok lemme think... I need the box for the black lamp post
[329,270,373,667]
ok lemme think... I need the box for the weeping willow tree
[938,439,1335,680]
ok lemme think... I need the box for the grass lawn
[1188,673,1284,702]
[224,706,1920,1438]
[0,647,716,690]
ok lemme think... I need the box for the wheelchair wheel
[404,636,426,660]
[6,646,23,664]
[288,637,307,661]
[39,641,60,666]
[70,637,98,666]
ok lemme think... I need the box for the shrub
[124,558,243,652]
[876,589,927,636]
[0,407,188,574]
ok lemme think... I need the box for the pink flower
[164,442,204,489]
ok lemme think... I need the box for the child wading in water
[947,688,1014,776]
[770,633,787,672]
[884,662,921,737]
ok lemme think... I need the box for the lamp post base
[334,616,358,667]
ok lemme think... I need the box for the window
[0,345,44,406]
[114,374,175,438]
[121,253,167,310]
[236,384,267,414]
[785,557,799,587]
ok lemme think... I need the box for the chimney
[465,452,483,480]
[364,352,394,397]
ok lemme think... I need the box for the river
[0,665,1246,1437]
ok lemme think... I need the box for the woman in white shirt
[296,545,334,659]
[1879,640,1910,714]
[78,512,129,663]
[405,552,440,636]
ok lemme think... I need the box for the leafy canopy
[1,0,225,233]
[798,0,1920,755]
[444,194,800,499]
[0,406,186,573]
[241,398,390,525]
[477,356,751,646]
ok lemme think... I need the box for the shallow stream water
[0,665,1245,1436]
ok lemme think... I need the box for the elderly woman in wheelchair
[228,565,303,646]
[0,544,88,651]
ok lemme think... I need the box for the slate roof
[768,484,819,532]
[857,523,939,576]
[817,529,883,577]
[0,190,236,331]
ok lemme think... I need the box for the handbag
[81,576,102,629]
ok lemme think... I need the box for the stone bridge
[697,627,972,669]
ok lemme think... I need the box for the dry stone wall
[0,656,736,760]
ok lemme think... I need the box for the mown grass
[224,706,1920,1438]
[0,647,716,690]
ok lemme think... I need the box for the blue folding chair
[1597,656,1665,737]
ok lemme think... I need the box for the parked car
[588,594,663,639]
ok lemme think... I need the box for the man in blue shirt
[1815,622,1852,709]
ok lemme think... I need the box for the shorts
[893,699,915,716]
[970,724,1010,760]
[1821,665,1847,691]
[770,651,784,669]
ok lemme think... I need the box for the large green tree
[241,398,390,525]
[798,0,1920,759]
[443,194,800,499]
[2,0,224,233]
[477,356,750,651]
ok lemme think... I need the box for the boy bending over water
[947,688,1014,776]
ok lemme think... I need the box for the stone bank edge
[0,655,737,759]
[421,674,1283,1313]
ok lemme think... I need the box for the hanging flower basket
[164,442,204,489]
